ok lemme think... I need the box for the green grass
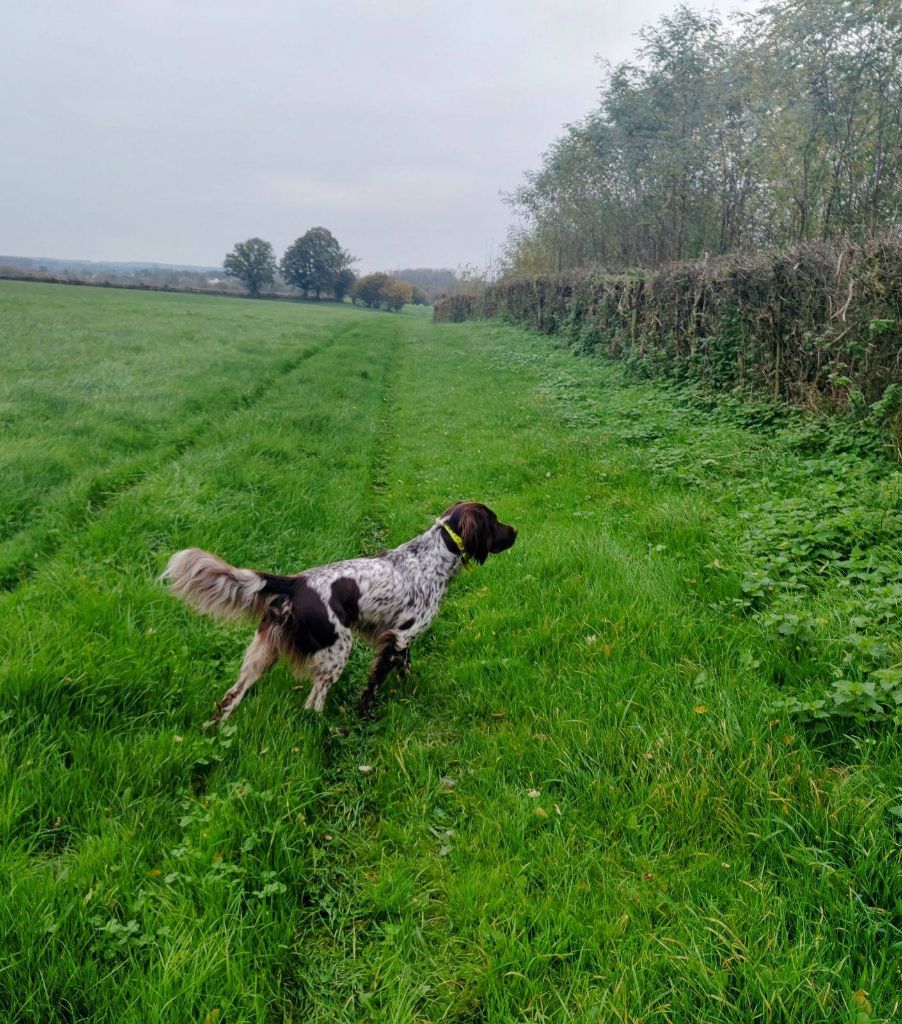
[1,281,900,1022]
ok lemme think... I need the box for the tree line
[224,230,434,309]
[503,0,901,274]
[224,228,355,300]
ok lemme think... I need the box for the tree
[410,284,429,305]
[333,268,356,302]
[223,238,276,297]
[353,272,389,308]
[381,277,413,311]
[502,0,902,272]
[280,227,354,299]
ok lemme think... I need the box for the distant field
[1,281,900,1022]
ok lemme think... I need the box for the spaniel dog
[161,502,516,722]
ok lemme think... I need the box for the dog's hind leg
[212,627,277,725]
[303,630,352,712]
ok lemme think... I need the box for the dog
[161,501,517,722]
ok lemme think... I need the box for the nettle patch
[734,469,902,730]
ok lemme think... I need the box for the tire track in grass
[264,315,478,1018]
[356,319,405,552]
[277,314,495,1015]
[297,318,406,813]
[0,311,412,1023]
[0,320,364,592]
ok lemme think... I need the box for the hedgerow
[435,236,902,425]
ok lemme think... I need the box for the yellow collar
[437,518,470,566]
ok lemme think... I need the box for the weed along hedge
[436,236,902,417]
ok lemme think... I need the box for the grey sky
[3,1,742,273]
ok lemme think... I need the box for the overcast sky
[3,0,743,273]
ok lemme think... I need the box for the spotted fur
[161,502,517,722]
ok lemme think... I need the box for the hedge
[434,237,902,411]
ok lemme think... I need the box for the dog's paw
[356,697,377,720]
[392,651,411,678]
[204,704,228,730]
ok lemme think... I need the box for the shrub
[353,273,389,309]
[380,278,413,312]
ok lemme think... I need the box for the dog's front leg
[304,631,352,713]
[392,647,411,678]
[357,633,407,718]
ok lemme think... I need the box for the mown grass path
[1,283,899,1022]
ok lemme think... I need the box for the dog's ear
[452,503,492,564]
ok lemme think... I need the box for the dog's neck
[399,524,467,583]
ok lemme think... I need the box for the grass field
[1,280,900,1023]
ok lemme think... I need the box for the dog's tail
[160,548,276,623]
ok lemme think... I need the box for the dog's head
[441,501,517,565]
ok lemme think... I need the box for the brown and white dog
[161,502,517,722]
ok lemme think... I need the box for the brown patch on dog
[262,574,338,655]
[329,577,361,627]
